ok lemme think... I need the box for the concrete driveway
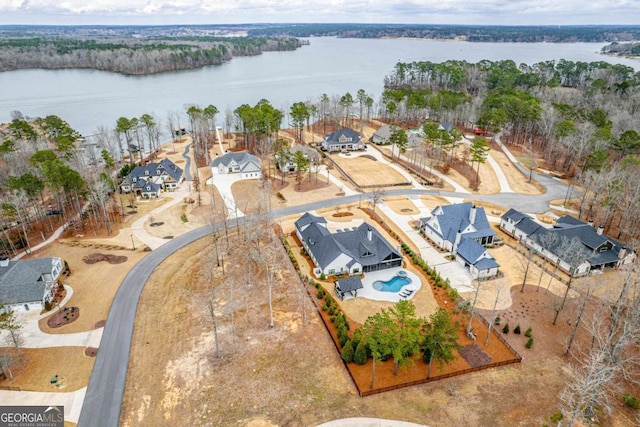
[378,200,475,293]
[207,173,246,218]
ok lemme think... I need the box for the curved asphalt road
[78,170,576,426]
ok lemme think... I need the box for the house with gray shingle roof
[500,209,636,276]
[210,151,261,179]
[0,257,64,312]
[120,158,184,195]
[419,202,499,278]
[321,128,364,152]
[295,213,402,278]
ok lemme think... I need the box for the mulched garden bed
[459,343,493,368]
[84,347,98,357]
[82,253,128,264]
[47,306,79,328]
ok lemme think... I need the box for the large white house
[419,202,499,278]
[120,158,184,197]
[210,151,261,179]
[295,212,403,278]
[500,209,635,276]
[321,128,365,152]
[0,257,64,312]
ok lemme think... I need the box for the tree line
[249,23,640,43]
[381,58,640,242]
[0,36,302,75]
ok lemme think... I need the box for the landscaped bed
[289,223,521,396]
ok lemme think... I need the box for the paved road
[182,143,193,181]
[78,174,575,426]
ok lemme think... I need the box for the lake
[0,37,637,136]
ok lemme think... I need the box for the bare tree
[0,305,24,360]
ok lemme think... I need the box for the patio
[342,267,423,303]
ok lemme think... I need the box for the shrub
[329,316,336,323]
[525,327,533,337]
[502,324,509,334]
[525,338,534,348]
[337,325,349,347]
[44,300,52,311]
[328,306,335,316]
[354,341,368,365]
[351,328,362,349]
[550,412,564,423]
[341,340,354,363]
[447,288,459,300]
[623,393,640,410]
[321,303,328,311]
[320,272,326,280]
[514,325,521,334]
[316,289,325,299]
[494,316,501,325]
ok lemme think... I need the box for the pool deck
[352,267,422,303]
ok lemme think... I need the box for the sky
[0,0,639,26]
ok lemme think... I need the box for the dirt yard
[119,222,629,427]
[330,153,411,187]
[0,347,94,392]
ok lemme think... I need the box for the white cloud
[0,0,638,25]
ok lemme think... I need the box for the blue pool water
[372,275,412,292]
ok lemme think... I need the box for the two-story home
[120,158,184,197]
[500,209,636,276]
[419,202,499,278]
[0,256,65,312]
[295,212,403,278]
[210,151,261,179]
[321,128,364,152]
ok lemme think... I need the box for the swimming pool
[372,274,413,292]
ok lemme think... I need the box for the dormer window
[144,170,149,175]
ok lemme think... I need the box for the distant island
[1,24,639,75]
[0,25,304,75]
[601,41,640,59]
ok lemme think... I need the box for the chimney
[454,230,462,252]
[469,205,477,224]
[587,219,594,227]
[618,248,626,259]
[367,228,373,241]
[597,225,604,236]
[0,256,9,268]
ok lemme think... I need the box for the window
[328,269,335,275]
[24,304,29,311]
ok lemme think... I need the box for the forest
[248,23,640,42]
[0,34,302,75]
[379,58,640,244]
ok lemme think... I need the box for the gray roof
[296,212,326,230]
[501,208,528,223]
[372,125,391,142]
[438,123,455,133]
[295,215,402,270]
[211,151,261,172]
[517,214,629,268]
[336,276,363,293]
[122,158,183,186]
[141,181,162,193]
[291,144,321,162]
[323,128,361,147]
[422,202,495,246]
[456,238,487,264]
[0,258,59,305]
